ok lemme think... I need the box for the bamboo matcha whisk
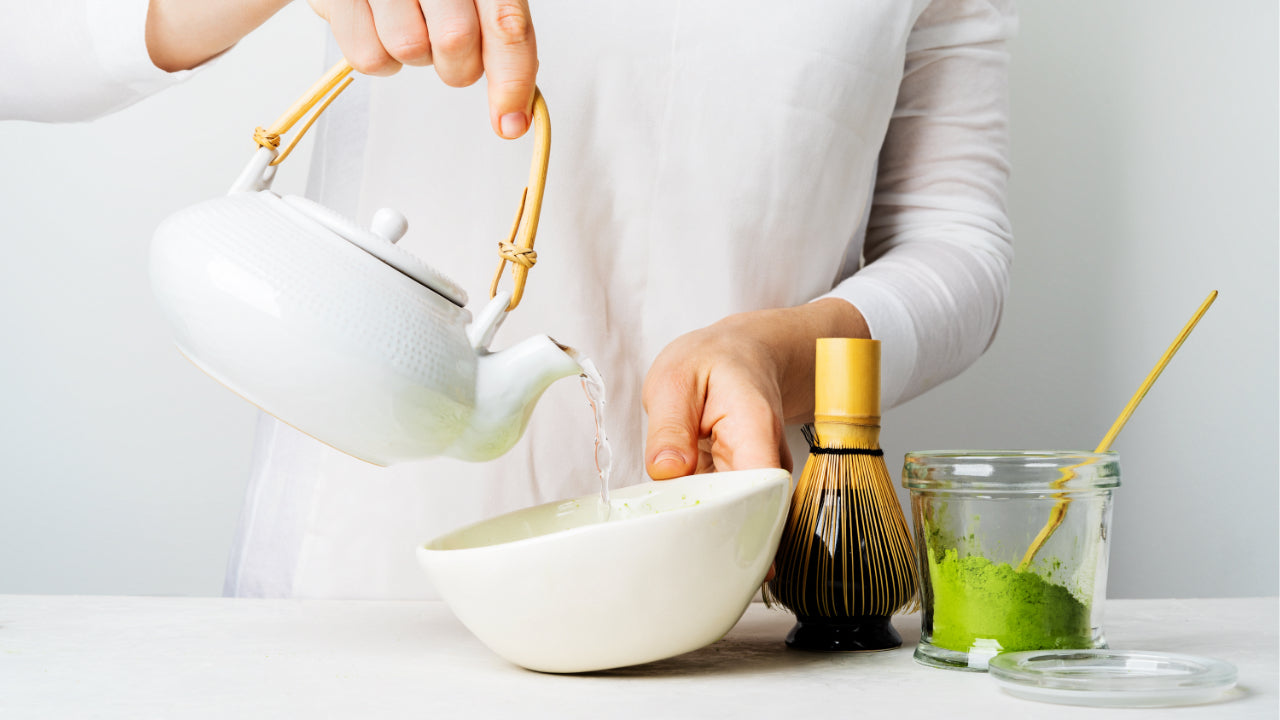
[764,338,918,651]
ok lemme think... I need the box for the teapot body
[152,189,481,466]
[150,73,566,466]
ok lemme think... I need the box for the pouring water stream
[575,356,612,520]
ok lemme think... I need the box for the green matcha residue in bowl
[927,548,1091,653]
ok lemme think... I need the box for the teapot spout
[445,335,584,462]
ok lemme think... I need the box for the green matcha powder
[927,548,1092,652]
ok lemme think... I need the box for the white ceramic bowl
[417,468,791,673]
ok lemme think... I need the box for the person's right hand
[307,0,538,139]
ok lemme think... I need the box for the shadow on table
[585,610,922,679]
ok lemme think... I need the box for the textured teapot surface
[151,188,479,465]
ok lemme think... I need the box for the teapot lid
[283,195,469,307]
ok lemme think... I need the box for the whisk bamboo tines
[764,338,919,652]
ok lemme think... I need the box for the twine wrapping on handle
[253,60,355,166]
[489,88,551,311]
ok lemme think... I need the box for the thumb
[643,377,702,480]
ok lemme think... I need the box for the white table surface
[0,595,1274,719]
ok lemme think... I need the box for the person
[3,0,1015,599]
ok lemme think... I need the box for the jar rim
[902,450,1120,493]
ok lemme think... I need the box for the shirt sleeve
[0,0,196,122]
[819,0,1017,409]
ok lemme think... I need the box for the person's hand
[307,0,538,139]
[642,299,872,480]
[644,318,791,478]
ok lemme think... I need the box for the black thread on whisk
[801,424,884,456]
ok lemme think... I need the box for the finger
[330,0,401,76]
[643,372,703,481]
[367,0,432,66]
[475,0,537,138]
[421,0,483,87]
[707,396,784,473]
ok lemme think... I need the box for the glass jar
[904,451,1120,671]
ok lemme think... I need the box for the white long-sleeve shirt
[0,0,194,121]
[3,0,1016,599]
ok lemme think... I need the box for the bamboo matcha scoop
[1018,290,1219,571]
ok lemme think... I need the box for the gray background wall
[2,1,1276,598]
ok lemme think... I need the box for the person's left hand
[642,299,871,480]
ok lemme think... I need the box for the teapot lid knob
[371,208,409,244]
[281,195,468,307]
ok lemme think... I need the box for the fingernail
[499,112,528,138]
[653,450,684,467]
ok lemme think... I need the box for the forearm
[146,0,293,71]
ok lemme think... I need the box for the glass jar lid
[903,450,1120,494]
[988,649,1238,707]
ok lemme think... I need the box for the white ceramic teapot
[149,62,582,466]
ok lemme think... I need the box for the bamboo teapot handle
[252,59,551,312]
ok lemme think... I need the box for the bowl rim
[418,467,791,555]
